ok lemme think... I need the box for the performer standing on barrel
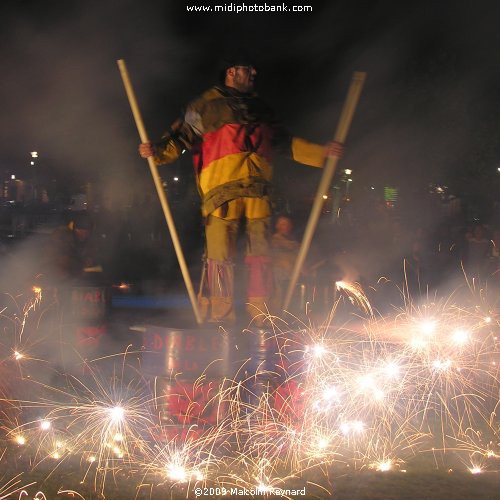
[139,51,343,326]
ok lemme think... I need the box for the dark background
[0,0,499,287]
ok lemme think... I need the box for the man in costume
[139,53,343,325]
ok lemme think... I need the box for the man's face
[230,65,256,93]
[276,217,292,236]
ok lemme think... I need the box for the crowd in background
[0,194,499,308]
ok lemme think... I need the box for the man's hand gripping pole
[283,72,366,311]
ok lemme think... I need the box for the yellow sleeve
[291,137,326,168]
[153,140,181,166]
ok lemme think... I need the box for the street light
[30,151,39,200]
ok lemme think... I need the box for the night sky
[0,0,499,213]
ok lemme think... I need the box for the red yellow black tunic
[152,85,325,216]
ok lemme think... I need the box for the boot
[209,296,236,325]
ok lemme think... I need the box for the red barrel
[155,378,228,428]
[58,285,111,370]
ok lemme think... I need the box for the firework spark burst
[0,280,498,497]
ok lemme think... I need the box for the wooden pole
[117,59,202,325]
[283,72,366,311]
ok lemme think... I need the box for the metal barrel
[58,285,111,371]
[139,325,231,440]
[237,329,306,411]
[140,326,230,379]
[238,329,306,378]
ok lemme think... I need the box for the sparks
[410,336,428,350]
[322,385,341,402]
[109,406,125,422]
[469,466,482,474]
[432,359,452,371]
[257,483,273,493]
[308,343,327,358]
[14,435,26,445]
[375,459,393,472]
[451,328,470,345]
[166,464,187,483]
[317,438,329,450]
[335,280,373,315]
[40,420,51,431]
[340,420,365,435]
[382,361,401,379]
[419,319,437,336]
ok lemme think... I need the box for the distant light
[497,167,500,173]
[370,186,375,190]
[347,178,353,182]
[181,149,186,154]
[173,177,179,182]
[322,194,328,199]
[344,169,352,175]
[30,151,38,158]
[11,175,15,180]
[469,466,482,474]
[30,161,35,166]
